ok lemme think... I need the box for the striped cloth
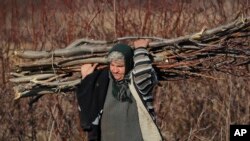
[132,47,158,118]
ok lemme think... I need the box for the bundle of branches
[10,16,250,100]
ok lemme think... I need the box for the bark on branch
[10,16,250,100]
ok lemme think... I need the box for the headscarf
[108,43,134,75]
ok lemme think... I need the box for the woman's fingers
[133,39,150,48]
[92,63,99,69]
[81,63,99,79]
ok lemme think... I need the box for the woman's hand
[81,63,98,79]
[133,39,150,49]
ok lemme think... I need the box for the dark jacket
[76,69,109,140]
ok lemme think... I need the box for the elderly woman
[76,39,162,141]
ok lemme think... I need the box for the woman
[76,39,162,141]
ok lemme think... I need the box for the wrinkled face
[110,60,125,81]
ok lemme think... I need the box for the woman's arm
[132,39,157,94]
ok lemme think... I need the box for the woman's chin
[114,76,122,81]
[114,77,121,81]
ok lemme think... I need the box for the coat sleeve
[76,74,96,131]
[132,47,158,113]
[75,69,109,132]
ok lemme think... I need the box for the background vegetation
[0,0,249,140]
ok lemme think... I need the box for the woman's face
[110,60,125,81]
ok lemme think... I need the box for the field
[0,0,250,140]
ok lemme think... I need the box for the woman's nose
[113,67,117,72]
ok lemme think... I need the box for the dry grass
[154,73,250,141]
[0,0,249,140]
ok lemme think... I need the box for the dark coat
[76,69,109,140]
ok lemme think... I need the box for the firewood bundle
[10,17,250,100]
